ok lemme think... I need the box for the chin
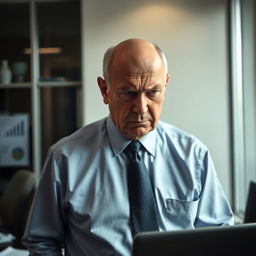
[125,127,153,140]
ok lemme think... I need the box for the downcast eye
[147,89,161,99]
[118,90,137,101]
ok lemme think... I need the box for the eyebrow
[118,84,162,91]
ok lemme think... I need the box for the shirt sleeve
[22,148,67,256]
[195,150,234,227]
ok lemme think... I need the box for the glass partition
[40,86,79,162]
[37,0,81,82]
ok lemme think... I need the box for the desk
[0,241,13,251]
[0,246,28,256]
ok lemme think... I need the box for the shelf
[0,81,81,89]
[38,81,81,87]
[0,0,82,185]
[0,83,31,89]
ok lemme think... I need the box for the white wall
[82,0,232,201]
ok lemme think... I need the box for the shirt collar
[106,115,157,157]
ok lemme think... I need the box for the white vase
[0,60,12,84]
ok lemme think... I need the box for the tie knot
[127,141,141,153]
[124,141,142,160]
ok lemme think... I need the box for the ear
[165,73,170,86]
[97,77,109,104]
[163,73,170,101]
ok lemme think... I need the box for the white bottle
[0,60,12,84]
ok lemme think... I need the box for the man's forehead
[126,72,154,78]
[112,71,166,87]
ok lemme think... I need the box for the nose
[132,94,148,115]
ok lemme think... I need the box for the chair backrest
[244,181,256,223]
[0,169,36,237]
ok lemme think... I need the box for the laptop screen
[132,223,256,256]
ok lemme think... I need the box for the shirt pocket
[165,198,199,229]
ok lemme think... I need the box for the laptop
[132,223,256,256]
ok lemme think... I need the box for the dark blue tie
[125,141,159,234]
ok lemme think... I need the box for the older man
[23,39,233,256]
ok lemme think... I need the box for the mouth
[129,120,147,123]
[127,120,149,127]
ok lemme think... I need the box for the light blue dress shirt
[23,116,234,256]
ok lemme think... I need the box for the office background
[0,0,255,219]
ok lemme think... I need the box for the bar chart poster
[0,114,29,166]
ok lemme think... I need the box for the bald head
[103,39,168,84]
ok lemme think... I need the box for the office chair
[0,169,36,247]
[244,181,256,223]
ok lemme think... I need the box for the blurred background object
[0,169,36,249]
